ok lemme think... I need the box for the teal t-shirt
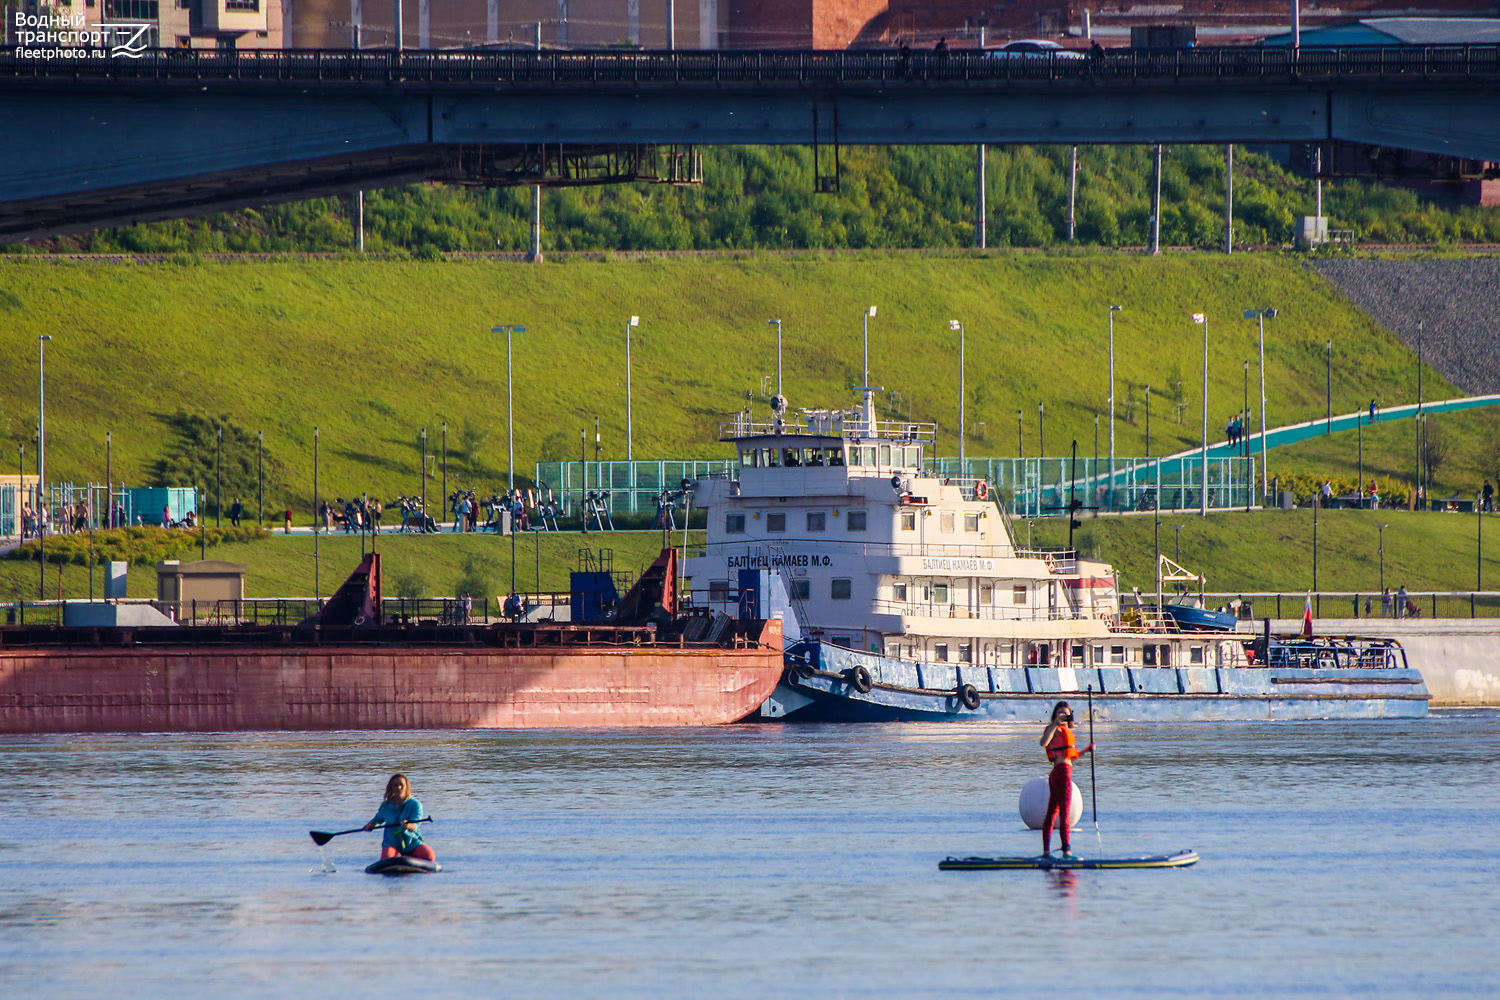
[371,798,425,853]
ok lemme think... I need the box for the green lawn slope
[0,253,1484,518]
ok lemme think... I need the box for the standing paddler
[1039,701,1095,859]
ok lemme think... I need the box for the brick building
[11,0,285,49]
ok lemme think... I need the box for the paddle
[1087,685,1102,848]
[309,817,433,847]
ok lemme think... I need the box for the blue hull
[1162,605,1240,632]
[777,643,1429,722]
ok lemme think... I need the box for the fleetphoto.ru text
[10,10,150,59]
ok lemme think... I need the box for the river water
[2,715,1496,998]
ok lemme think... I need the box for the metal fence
[1198,591,1500,621]
[929,456,1257,517]
[535,459,736,516]
[6,45,1500,85]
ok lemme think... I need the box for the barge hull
[0,643,784,733]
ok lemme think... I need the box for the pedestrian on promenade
[229,498,243,528]
[283,508,293,534]
[1484,480,1494,513]
[1396,585,1408,619]
[1369,399,1379,423]
[161,505,172,529]
[1381,588,1392,618]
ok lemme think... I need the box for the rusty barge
[0,551,785,733]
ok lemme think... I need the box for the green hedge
[7,525,271,566]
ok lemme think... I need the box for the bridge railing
[4,45,1500,85]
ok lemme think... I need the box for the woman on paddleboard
[1040,702,1094,860]
[363,774,436,862]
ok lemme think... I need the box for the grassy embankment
[1,253,1490,511]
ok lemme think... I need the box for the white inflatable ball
[1017,776,1083,830]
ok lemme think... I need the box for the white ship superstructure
[685,392,1165,671]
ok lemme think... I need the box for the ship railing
[688,539,1045,562]
[869,599,1091,623]
[717,416,936,442]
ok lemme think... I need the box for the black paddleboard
[365,855,443,875]
[939,849,1199,871]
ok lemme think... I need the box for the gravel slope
[1310,258,1500,395]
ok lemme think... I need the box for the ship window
[1190,646,1204,664]
[846,510,867,531]
[964,513,980,532]
[765,448,781,468]
[959,644,972,663]
[806,448,825,467]
[1013,585,1027,605]
[885,642,902,657]
[979,583,993,605]
[833,635,852,648]
[740,450,755,468]
[940,511,955,533]
[900,511,916,531]
[933,583,949,604]
[725,514,745,534]
[847,446,861,466]
[766,512,786,532]
[892,583,907,601]
[1143,644,1157,666]
[1071,643,1085,664]
[828,448,845,466]
[831,578,852,600]
[1111,645,1125,664]
[783,448,802,467]
[879,444,891,466]
[935,644,949,662]
[709,580,730,601]
[806,511,826,532]
[863,446,877,465]
[906,446,921,467]
[791,579,810,600]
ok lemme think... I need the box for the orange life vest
[1046,724,1077,763]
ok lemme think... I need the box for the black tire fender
[847,665,873,693]
[785,662,815,683]
[958,684,981,710]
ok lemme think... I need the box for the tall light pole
[949,320,966,470]
[1193,312,1208,515]
[862,305,877,388]
[1379,523,1387,595]
[37,335,51,601]
[1107,304,1122,512]
[492,324,527,490]
[625,315,639,461]
[1243,360,1251,511]
[215,425,222,526]
[1243,308,1277,497]
[768,319,782,397]
[1325,338,1332,435]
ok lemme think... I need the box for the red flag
[1302,591,1314,638]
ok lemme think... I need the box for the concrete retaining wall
[1271,619,1500,707]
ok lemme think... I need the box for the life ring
[958,684,981,710]
[848,665,873,693]
[975,479,989,501]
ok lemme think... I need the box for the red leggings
[381,844,436,861]
[1042,762,1072,854]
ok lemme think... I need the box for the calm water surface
[2,715,1497,998]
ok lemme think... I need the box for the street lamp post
[492,324,528,492]
[863,306,877,389]
[215,425,222,526]
[1243,308,1277,498]
[1038,402,1045,461]
[625,316,639,461]
[1325,339,1332,435]
[1243,359,1251,512]
[768,319,782,397]
[257,430,263,527]
[1193,312,1209,515]
[442,421,448,521]
[949,320,965,470]
[1145,386,1152,457]
[37,335,51,601]
[313,426,320,599]
[1378,523,1387,596]
[1108,305,1122,513]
